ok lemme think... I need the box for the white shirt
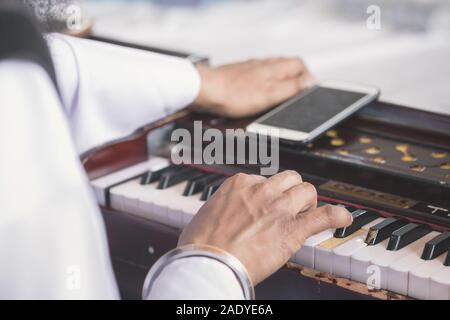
[0,34,244,300]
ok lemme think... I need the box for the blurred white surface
[85,0,450,115]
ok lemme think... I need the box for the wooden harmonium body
[83,99,450,300]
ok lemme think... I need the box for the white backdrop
[85,0,450,115]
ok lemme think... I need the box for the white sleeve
[0,58,241,300]
[0,59,119,299]
[146,257,245,300]
[46,33,201,154]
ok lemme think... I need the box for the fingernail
[338,205,353,222]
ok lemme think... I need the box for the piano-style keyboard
[91,156,450,300]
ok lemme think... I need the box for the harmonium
[81,36,450,300]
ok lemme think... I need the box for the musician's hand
[178,171,352,285]
[192,58,316,118]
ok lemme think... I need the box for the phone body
[246,81,380,143]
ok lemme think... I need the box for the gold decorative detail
[410,164,426,172]
[372,157,386,164]
[365,146,380,155]
[338,149,350,156]
[326,130,338,138]
[319,181,418,209]
[359,136,372,144]
[396,144,408,152]
[402,155,417,162]
[432,151,447,159]
[395,144,417,162]
[440,162,450,170]
[331,138,345,147]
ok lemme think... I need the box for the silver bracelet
[142,244,255,300]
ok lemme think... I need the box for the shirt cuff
[145,257,245,300]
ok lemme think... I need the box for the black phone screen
[259,87,366,133]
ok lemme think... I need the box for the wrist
[192,65,224,114]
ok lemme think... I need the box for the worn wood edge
[82,110,190,180]
[286,262,410,300]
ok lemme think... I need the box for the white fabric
[0,36,243,299]
[47,33,201,154]
[148,257,245,300]
[0,60,118,299]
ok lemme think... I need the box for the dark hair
[21,0,73,32]
[0,1,60,94]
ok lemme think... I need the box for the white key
[372,231,436,290]
[315,245,335,274]
[176,193,205,229]
[429,266,450,300]
[122,179,160,215]
[182,194,205,227]
[110,178,162,219]
[409,253,447,299]
[109,156,171,215]
[152,182,188,227]
[93,159,205,228]
[91,157,168,206]
[109,178,143,213]
[332,218,385,279]
[136,181,183,224]
[387,231,441,296]
[315,218,384,275]
[294,229,334,268]
[166,195,188,229]
[351,238,389,285]
[332,235,367,278]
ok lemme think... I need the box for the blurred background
[33,0,450,115]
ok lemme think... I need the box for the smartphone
[246,82,380,143]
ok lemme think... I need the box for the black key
[183,173,223,196]
[365,217,409,246]
[158,167,203,189]
[445,248,450,266]
[387,223,431,251]
[334,209,379,238]
[336,204,357,212]
[421,232,450,260]
[140,164,178,185]
[200,177,226,201]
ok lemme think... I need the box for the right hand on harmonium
[179,171,353,285]
[192,57,316,118]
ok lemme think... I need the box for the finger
[266,78,303,106]
[283,182,318,214]
[264,170,303,193]
[221,172,266,191]
[269,181,318,219]
[294,205,353,240]
[268,58,307,80]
